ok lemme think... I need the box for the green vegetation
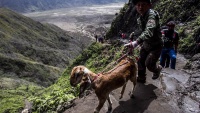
[154,0,200,54]
[0,8,89,112]
[0,82,43,113]
[29,76,78,112]
[155,0,200,24]
[29,41,126,112]
[66,42,121,71]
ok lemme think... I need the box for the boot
[152,65,162,80]
[137,76,146,83]
[137,71,146,83]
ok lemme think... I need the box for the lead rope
[101,43,139,74]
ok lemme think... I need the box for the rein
[85,43,139,84]
[101,44,139,74]
[103,60,129,74]
[91,73,100,83]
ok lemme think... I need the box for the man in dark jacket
[124,0,163,83]
[160,21,179,69]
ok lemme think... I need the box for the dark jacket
[136,9,163,51]
[162,29,179,48]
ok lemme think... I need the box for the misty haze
[24,2,125,38]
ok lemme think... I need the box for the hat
[133,0,151,5]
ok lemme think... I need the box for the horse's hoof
[108,106,112,111]
[94,109,99,113]
[130,94,135,98]
[119,95,122,99]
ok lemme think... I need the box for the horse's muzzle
[70,81,77,87]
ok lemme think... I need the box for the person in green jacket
[124,0,163,83]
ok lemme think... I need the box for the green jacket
[136,9,163,50]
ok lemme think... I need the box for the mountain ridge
[0,0,128,13]
[0,7,92,86]
[0,7,93,112]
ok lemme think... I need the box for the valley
[24,2,125,39]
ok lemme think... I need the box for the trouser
[137,46,162,77]
[160,48,176,69]
[165,54,170,67]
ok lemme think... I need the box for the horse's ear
[80,66,84,71]
[73,66,77,70]
[71,66,77,75]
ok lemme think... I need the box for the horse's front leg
[94,96,106,113]
[79,82,88,97]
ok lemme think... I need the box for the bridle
[83,68,100,84]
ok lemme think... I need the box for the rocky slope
[0,8,92,87]
[0,8,92,112]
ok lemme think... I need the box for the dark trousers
[165,54,170,67]
[160,48,176,69]
[137,46,162,77]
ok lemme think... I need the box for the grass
[0,8,81,112]
[29,41,126,112]
[0,82,43,113]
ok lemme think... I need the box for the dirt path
[64,77,180,113]
[64,82,178,113]
[64,54,191,113]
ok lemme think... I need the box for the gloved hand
[124,43,131,47]
[124,41,138,48]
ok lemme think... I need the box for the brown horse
[70,57,137,113]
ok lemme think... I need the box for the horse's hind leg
[107,94,112,111]
[130,70,137,98]
[130,79,136,98]
[119,82,127,99]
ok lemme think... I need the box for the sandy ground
[24,2,125,39]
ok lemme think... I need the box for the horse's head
[70,65,89,87]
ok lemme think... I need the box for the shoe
[165,66,169,68]
[152,65,162,80]
[137,76,146,83]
